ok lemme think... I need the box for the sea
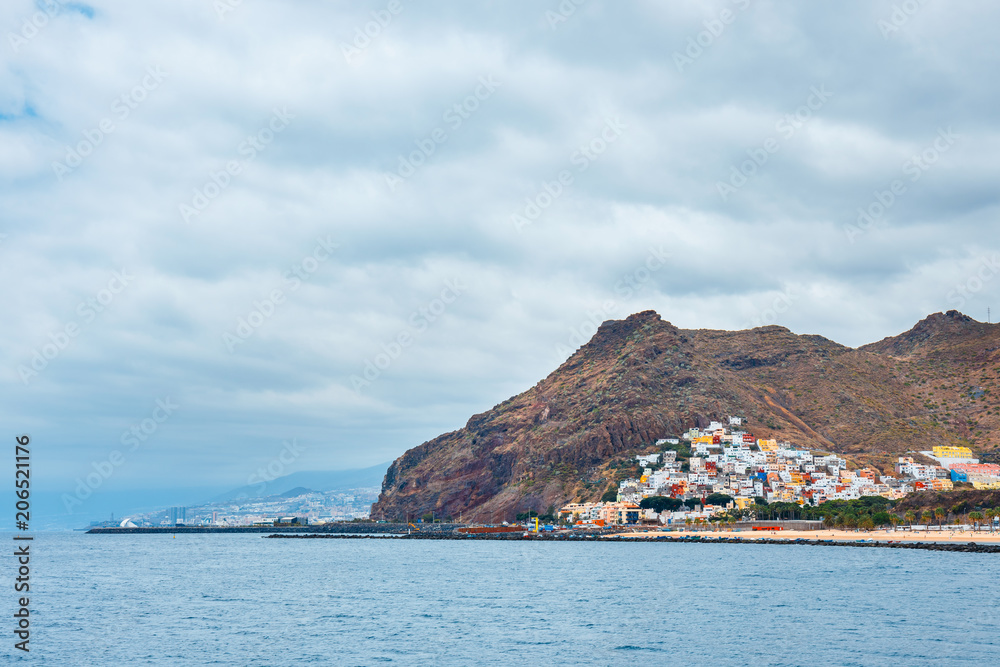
[4,532,998,665]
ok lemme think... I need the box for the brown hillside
[371,310,1000,522]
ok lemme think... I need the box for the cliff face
[371,310,1000,522]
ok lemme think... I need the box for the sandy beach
[616,528,1000,544]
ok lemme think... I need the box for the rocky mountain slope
[371,310,1000,522]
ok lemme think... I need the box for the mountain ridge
[371,311,1000,522]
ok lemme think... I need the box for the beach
[617,527,1000,544]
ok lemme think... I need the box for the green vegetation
[639,496,683,513]
[705,493,734,507]
[720,496,897,524]
[659,439,691,460]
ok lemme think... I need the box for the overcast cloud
[3,1,999,518]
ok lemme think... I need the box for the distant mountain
[372,310,1000,522]
[278,486,316,498]
[211,464,389,503]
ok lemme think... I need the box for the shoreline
[618,527,1000,544]
[86,524,1000,552]
[263,530,1000,552]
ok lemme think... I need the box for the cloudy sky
[3,0,998,521]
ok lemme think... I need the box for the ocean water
[4,532,999,665]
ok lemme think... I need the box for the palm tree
[904,510,916,528]
[921,510,933,526]
[859,516,874,532]
[969,511,984,532]
[987,508,999,532]
[934,507,945,529]
[889,514,900,531]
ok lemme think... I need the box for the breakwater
[86,523,459,535]
[264,532,1000,552]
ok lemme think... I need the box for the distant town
[91,487,380,529]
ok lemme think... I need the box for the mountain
[278,486,317,498]
[371,310,1000,522]
[211,464,389,502]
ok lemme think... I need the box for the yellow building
[929,478,954,492]
[758,439,778,452]
[932,446,974,459]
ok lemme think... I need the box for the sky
[2,1,999,523]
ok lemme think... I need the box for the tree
[872,511,891,528]
[843,514,858,530]
[601,488,619,503]
[822,514,836,529]
[889,514,900,529]
[705,493,734,507]
[969,511,984,531]
[934,507,945,528]
[921,510,933,525]
[859,516,875,531]
[904,510,916,527]
[639,496,682,513]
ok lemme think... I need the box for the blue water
[3,532,998,665]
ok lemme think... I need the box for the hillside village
[559,418,1000,527]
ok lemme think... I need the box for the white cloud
[1,0,998,505]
